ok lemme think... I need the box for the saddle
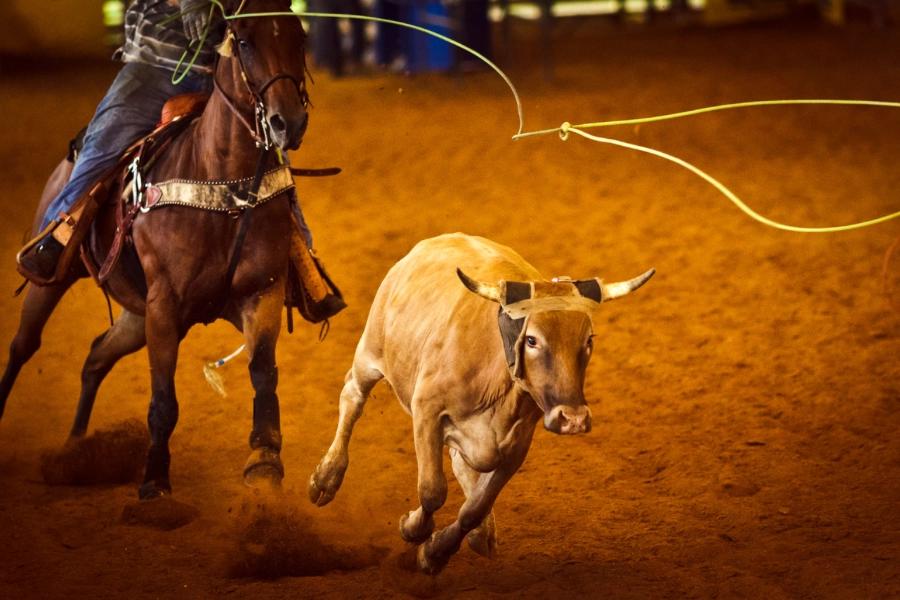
[19,92,345,325]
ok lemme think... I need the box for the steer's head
[457,267,655,435]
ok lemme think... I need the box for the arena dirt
[1,17,898,599]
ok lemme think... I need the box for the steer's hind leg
[450,448,498,559]
[0,276,76,420]
[71,310,146,438]
[308,357,383,506]
[417,424,537,574]
[399,399,447,545]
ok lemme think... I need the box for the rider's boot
[289,216,346,323]
[17,237,65,284]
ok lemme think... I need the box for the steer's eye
[586,337,594,352]
[525,336,538,348]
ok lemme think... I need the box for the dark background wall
[1,0,109,59]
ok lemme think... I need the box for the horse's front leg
[239,287,286,488]
[140,296,182,499]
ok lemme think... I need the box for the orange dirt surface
[1,18,899,600]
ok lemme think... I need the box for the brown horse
[0,0,311,498]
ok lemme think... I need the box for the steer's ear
[457,268,502,303]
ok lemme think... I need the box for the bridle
[212,21,310,150]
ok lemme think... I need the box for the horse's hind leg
[238,288,287,488]
[71,310,146,438]
[0,279,74,420]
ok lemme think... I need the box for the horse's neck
[160,80,273,182]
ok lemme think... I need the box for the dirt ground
[1,15,899,600]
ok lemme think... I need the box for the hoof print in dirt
[229,502,387,579]
[121,497,200,531]
[717,465,761,498]
[40,418,150,486]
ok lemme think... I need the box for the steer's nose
[544,404,592,435]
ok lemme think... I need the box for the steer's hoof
[399,510,434,545]
[307,454,348,507]
[307,470,338,507]
[243,448,284,489]
[416,542,449,575]
[466,522,498,559]
[139,480,172,500]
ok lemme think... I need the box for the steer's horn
[604,268,656,301]
[457,268,502,303]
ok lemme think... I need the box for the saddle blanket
[143,166,294,212]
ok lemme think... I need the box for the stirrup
[16,222,62,286]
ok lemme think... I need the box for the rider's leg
[291,202,314,249]
[20,62,210,281]
[288,190,346,321]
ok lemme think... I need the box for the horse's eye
[237,38,249,50]
[525,336,538,348]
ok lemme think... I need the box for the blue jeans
[41,62,210,232]
[43,61,315,249]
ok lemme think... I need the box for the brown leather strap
[289,167,341,177]
[91,117,198,284]
[97,201,142,283]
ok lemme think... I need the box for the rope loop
[559,122,571,141]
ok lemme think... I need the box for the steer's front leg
[417,423,536,574]
[400,400,447,545]
[309,361,383,506]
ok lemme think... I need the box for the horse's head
[217,0,310,151]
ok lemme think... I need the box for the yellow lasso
[515,101,900,233]
[183,3,900,234]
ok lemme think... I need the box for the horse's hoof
[139,481,171,500]
[243,448,284,488]
[399,510,434,545]
[416,542,448,575]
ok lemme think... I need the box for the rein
[196,14,313,321]
[212,20,309,320]
[221,145,271,310]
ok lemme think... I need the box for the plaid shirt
[114,0,225,75]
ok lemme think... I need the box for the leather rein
[212,23,312,321]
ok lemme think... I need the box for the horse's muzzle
[269,110,308,151]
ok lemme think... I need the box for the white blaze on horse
[308,233,654,573]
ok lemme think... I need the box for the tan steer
[309,233,654,573]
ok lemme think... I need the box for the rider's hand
[180,0,210,45]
